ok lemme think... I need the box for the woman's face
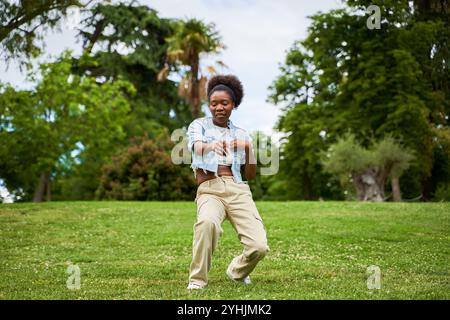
[209,90,234,127]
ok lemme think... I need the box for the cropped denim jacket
[187,117,251,184]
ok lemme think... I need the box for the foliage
[160,18,226,118]
[0,51,134,201]
[0,0,100,67]
[322,134,373,178]
[434,183,450,202]
[96,130,196,201]
[269,0,449,200]
[1,1,228,202]
[322,134,414,200]
[374,135,416,179]
[75,1,191,138]
[246,131,283,200]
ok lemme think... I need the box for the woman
[186,74,269,290]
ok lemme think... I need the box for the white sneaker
[187,283,203,290]
[226,264,252,285]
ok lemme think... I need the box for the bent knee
[249,242,269,259]
[195,219,221,232]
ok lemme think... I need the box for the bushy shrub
[96,130,196,200]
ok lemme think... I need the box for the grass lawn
[0,201,449,300]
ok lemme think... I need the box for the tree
[0,0,100,67]
[53,2,200,200]
[158,18,226,118]
[75,1,191,138]
[269,0,449,200]
[374,136,417,201]
[96,130,196,201]
[245,131,278,200]
[0,51,134,201]
[322,134,415,201]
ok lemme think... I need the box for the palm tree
[158,19,226,118]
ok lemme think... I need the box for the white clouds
[230,97,282,133]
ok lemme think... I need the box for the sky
[0,0,343,201]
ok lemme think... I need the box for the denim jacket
[187,117,252,184]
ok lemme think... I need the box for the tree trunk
[33,172,50,202]
[421,175,432,201]
[353,169,384,202]
[391,177,402,202]
[302,159,316,200]
[46,175,52,202]
[190,57,200,118]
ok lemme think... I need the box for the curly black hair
[207,74,244,108]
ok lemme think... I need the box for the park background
[0,0,449,299]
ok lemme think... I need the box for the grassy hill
[0,201,448,299]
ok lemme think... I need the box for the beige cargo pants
[188,176,269,287]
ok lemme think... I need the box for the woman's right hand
[208,140,227,156]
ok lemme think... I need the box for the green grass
[0,201,449,300]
